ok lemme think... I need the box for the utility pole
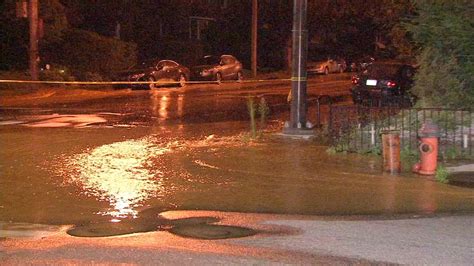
[283,0,311,135]
[251,0,258,78]
[28,0,39,81]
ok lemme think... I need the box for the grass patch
[435,164,449,184]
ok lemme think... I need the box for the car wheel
[215,73,222,84]
[324,67,329,75]
[236,72,243,83]
[147,76,156,90]
[178,74,186,87]
[352,95,361,105]
[351,90,362,105]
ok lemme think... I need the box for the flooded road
[1,80,473,237]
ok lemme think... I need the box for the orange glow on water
[66,137,169,219]
[159,95,169,119]
[150,91,170,120]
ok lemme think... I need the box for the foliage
[0,71,30,90]
[39,65,75,81]
[203,1,253,67]
[440,146,459,162]
[39,0,68,45]
[0,18,28,70]
[47,29,137,80]
[0,0,68,71]
[400,145,419,171]
[258,97,270,126]
[435,164,449,184]
[405,0,474,108]
[62,0,204,64]
[307,0,414,60]
[0,0,29,71]
[246,96,271,139]
[247,97,257,139]
[390,23,417,58]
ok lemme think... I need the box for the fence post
[328,101,333,135]
[316,96,321,128]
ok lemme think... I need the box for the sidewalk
[447,164,474,187]
[1,212,473,265]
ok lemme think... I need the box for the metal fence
[328,105,473,159]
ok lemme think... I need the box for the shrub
[0,71,30,90]
[39,65,75,81]
[0,18,28,70]
[47,29,137,80]
[435,164,449,184]
[405,0,474,108]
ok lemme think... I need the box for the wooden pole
[251,0,258,78]
[28,0,39,81]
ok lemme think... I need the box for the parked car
[307,56,344,75]
[336,57,347,72]
[347,56,375,72]
[191,55,243,83]
[114,59,190,89]
[351,62,416,107]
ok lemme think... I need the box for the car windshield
[365,64,402,79]
[220,56,235,65]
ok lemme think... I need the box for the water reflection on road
[63,137,169,220]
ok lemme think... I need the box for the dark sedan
[191,55,243,84]
[115,59,190,89]
[351,62,416,107]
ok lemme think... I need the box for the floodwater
[0,86,473,237]
[1,120,473,230]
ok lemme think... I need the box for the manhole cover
[67,221,157,237]
[169,224,257,240]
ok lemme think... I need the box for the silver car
[307,57,344,75]
[192,55,243,83]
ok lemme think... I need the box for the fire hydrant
[412,121,440,175]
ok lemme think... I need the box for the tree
[202,1,253,67]
[49,29,137,80]
[0,1,29,70]
[307,0,414,60]
[0,0,68,70]
[405,0,474,108]
[40,0,68,44]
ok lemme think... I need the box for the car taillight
[351,76,360,85]
[387,81,397,88]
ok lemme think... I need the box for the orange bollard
[382,130,401,174]
[413,121,440,175]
